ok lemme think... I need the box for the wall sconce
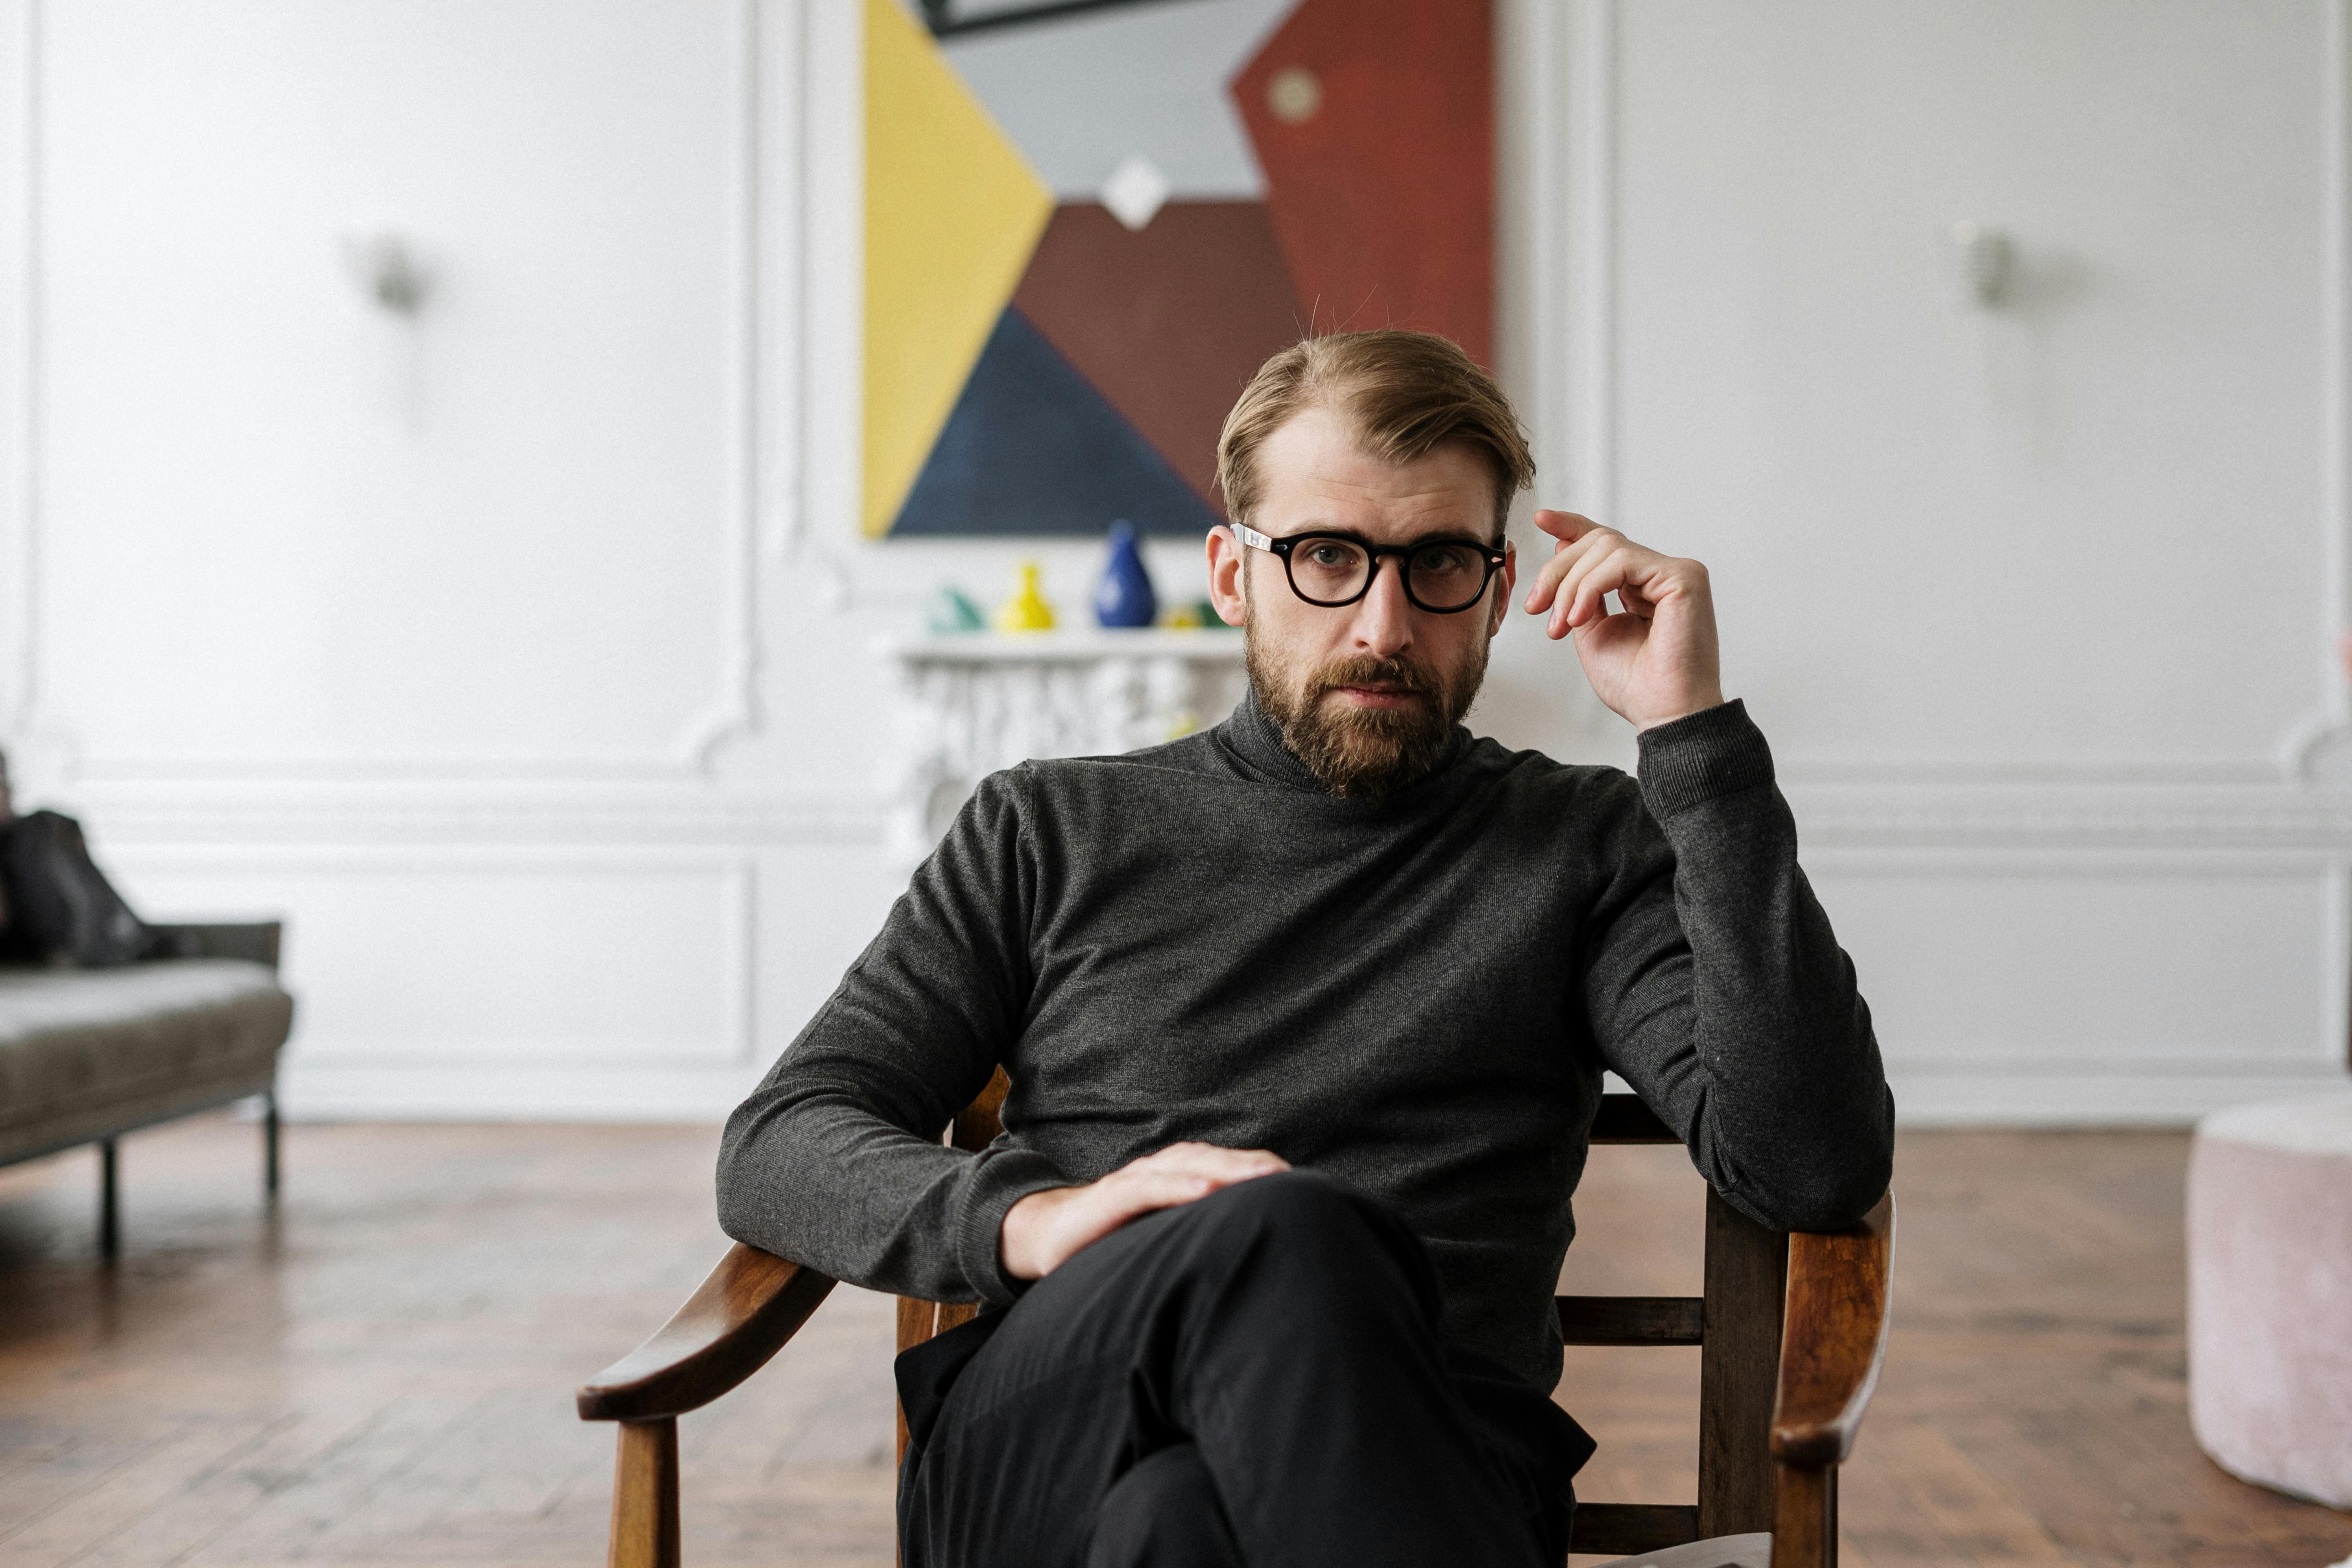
[1950,221,2013,308]
[341,232,431,316]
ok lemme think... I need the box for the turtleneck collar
[1213,683,1474,801]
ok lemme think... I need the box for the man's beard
[1246,630,1490,799]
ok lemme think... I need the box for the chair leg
[263,1091,281,1201]
[1770,1463,1835,1568]
[98,1139,119,1263]
[608,1417,680,1568]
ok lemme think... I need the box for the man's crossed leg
[896,1171,1592,1568]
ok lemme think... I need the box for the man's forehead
[1255,407,1494,530]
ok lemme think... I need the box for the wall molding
[674,0,767,774]
[2287,0,2352,783]
[2,0,41,757]
[1565,0,1617,525]
[79,785,882,847]
[1791,785,2352,853]
[57,774,2352,855]
[1892,1069,2351,1128]
[278,1060,765,1122]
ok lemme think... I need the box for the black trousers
[895,1171,1595,1568]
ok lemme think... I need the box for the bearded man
[717,330,1893,1568]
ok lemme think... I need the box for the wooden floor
[0,1117,2344,1568]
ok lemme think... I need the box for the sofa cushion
[0,958,294,1164]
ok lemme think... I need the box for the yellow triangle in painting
[864,0,1054,538]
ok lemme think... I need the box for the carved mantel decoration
[881,630,1248,873]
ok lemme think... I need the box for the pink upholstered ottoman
[2187,1093,2352,1508]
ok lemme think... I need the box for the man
[718,330,1892,1568]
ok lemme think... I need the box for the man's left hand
[1522,509,1725,732]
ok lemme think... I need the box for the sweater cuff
[953,1145,1076,1307]
[1635,698,1774,821]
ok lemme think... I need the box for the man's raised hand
[999,1142,1290,1281]
[1521,509,1725,733]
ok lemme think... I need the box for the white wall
[1489,0,2352,1119]
[1,0,2345,1122]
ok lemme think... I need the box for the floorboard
[0,1116,2342,1566]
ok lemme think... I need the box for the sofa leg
[98,1139,119,1262]
[264,1092,281,1201]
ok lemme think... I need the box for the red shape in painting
[1230,0,1492,366]
[1012,201,1305,510]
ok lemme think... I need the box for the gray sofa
[0,921,293,1257]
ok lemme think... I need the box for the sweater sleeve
[715,770,1075,1305]
[1579,700,1895,1232]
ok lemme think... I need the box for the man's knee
[1168,1170,1431,1301]
[1194,1168,1392,1236]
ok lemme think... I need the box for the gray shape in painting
[941,0,1296,201]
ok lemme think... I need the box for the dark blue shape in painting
[892,307,1223,537]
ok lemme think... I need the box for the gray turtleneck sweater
[717,694,1893,1391]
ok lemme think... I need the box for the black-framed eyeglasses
[1234,525,1507,614]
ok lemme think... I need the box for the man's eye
[1304,544,1357,569]
[1416,547,1472,574]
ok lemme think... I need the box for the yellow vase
[997,561,1056,632]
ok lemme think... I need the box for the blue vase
[1092,520,1158,628]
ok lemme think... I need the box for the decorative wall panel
[1477,0,2352,1121]
[27,0,758,779]
[111,853,755,1069]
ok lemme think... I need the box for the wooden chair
[578,1074,1894,1568]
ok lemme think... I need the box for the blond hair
[1215,330,1535,539]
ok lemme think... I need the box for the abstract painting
[862,0,1492,539]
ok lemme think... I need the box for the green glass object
[926,582,988,634]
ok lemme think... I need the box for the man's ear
[1207,526,1248,627]
[1488,540,1517,638]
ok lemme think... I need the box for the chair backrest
[1569,1093,1787,1556]
[895,1073,1785,1560]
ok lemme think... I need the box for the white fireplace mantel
[879,629,1249,874]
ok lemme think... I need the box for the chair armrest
[148,921,283,968]
[1769,1193,1894,1468]
[576,1243,838,1423]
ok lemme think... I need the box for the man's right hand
[999,1142,1290,1280]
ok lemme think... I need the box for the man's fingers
[1092,1148,1288,1227]
[1098,1167,1222,1218]
[1012,1145,1295,1278]
[1560,543,1686,631]
[1523,524,1617,613]
[1532,508,1600,544]
[1550,544,1609,631]
[1552,544,1632,635]
[1569,553,1636,630]
[1143,1143,1290,1182]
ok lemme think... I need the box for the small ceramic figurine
[997,561,1056,632]
[1092,520,1158,628]
[926,582,987,634]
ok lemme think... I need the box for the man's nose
[1349,560,1415,658]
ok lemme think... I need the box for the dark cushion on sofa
[0,958,294,1165]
